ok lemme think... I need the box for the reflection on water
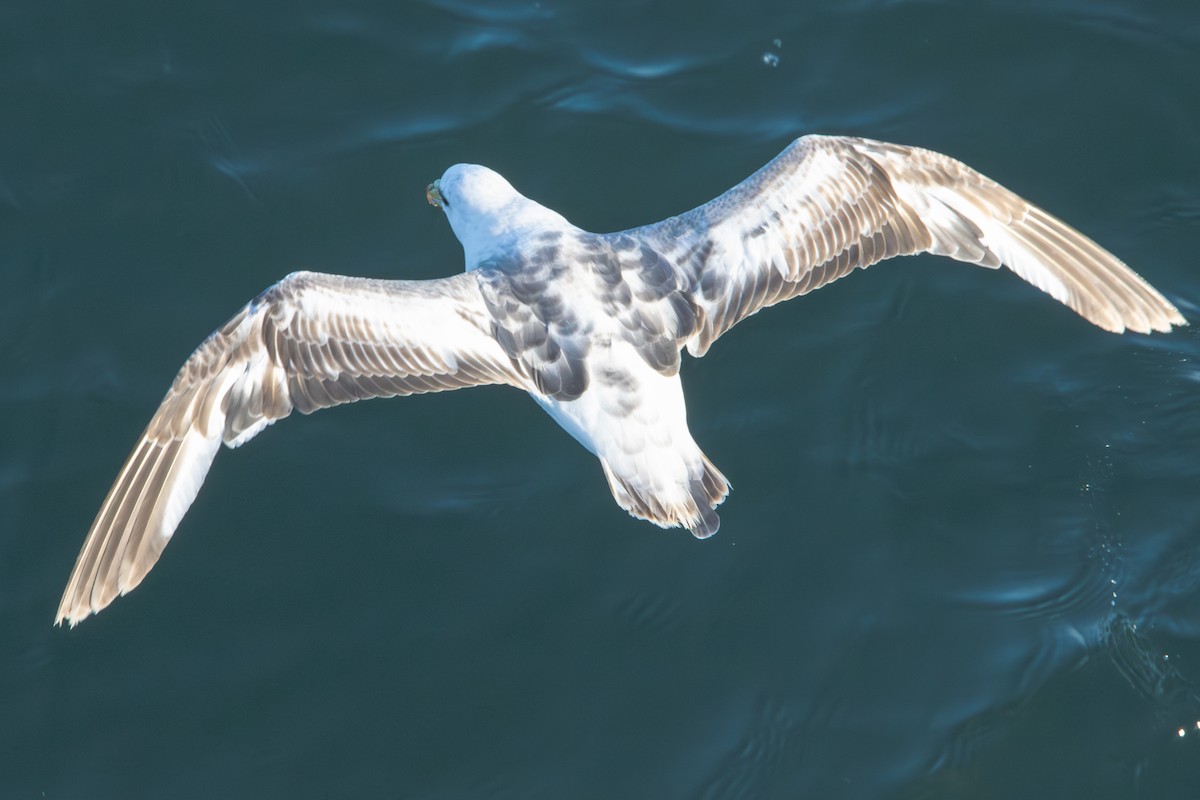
[4,0,1200,796]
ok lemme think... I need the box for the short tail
[601,452,730,538]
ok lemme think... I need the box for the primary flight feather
[56,135,1185,626]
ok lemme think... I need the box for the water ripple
[693,696,806,800]
[1137,183,1200,231]
[611,588,685,635]
[951,566,1109,623]
[425,0,557,25]
[1135,534,1200,639]
[578,49,720,81]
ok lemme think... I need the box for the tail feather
[601,453,730,538]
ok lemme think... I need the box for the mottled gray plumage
[57,134,1184,626]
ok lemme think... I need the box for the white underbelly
[530,338,692,472]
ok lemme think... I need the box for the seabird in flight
[56,134,1185,625]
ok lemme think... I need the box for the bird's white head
[426,164,572,269]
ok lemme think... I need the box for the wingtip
[1124,307,1187,335]
[54,605,84,629]
[1086,290,1186,336]
[54,589,99,627]
[1144,296,1187,333]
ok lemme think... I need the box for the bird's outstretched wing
[57,270,523,626]
[634,135,1185,356]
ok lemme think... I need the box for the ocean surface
[4,1,1200,797]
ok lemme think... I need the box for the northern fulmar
[56,135,1185,625]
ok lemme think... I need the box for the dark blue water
[5,1,1200,796]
